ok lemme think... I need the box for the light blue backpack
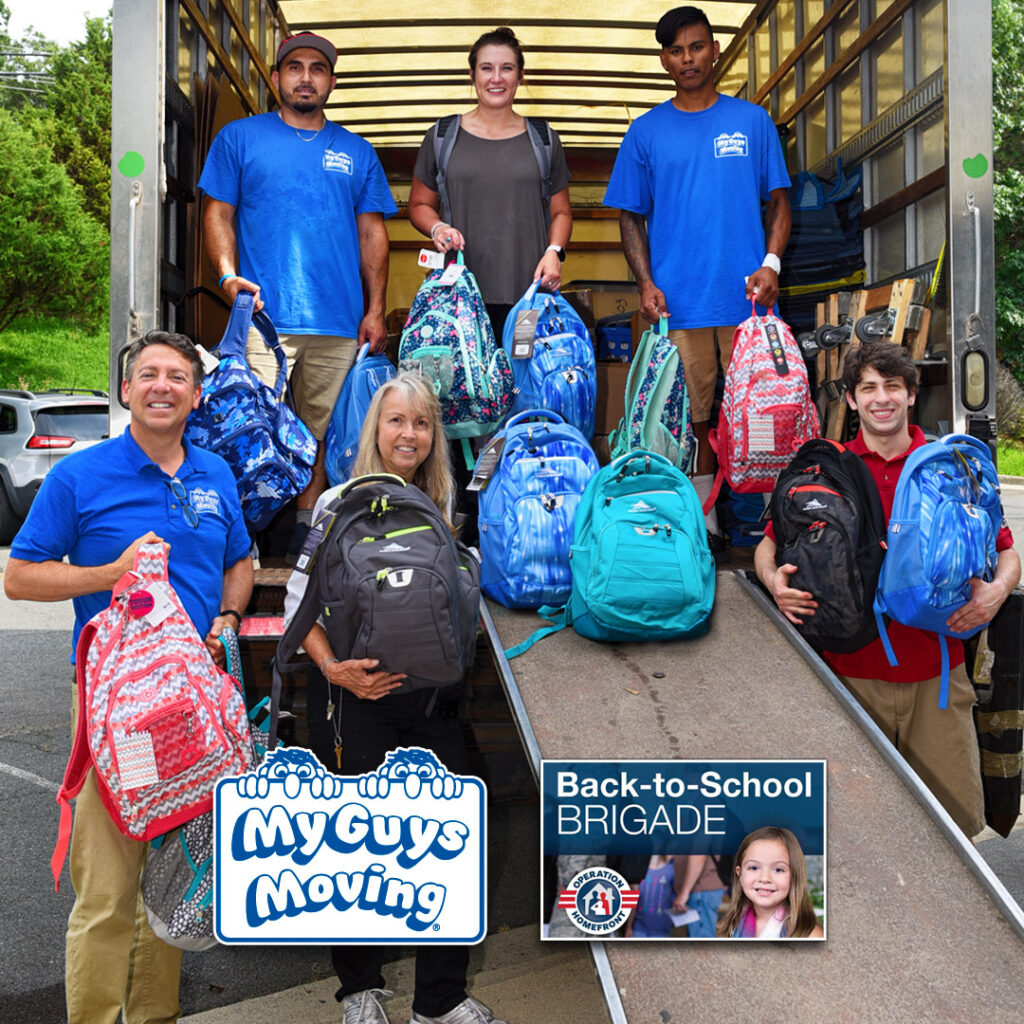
[323,343,396,487]
[399,252,514,441]
[477,410,599,609]
[501,282,597,439]
[507,449,715,652]
[873,433,1003,708]
[608,317,694,472]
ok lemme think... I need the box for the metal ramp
[483,569,1024,1023]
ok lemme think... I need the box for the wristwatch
[546,244,566,263]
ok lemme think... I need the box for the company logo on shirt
[189,488,221,516]
[323,149,353,175]
[714,132,749,158]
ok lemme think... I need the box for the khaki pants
[67,691,183,1024]
[667,325,737,423]
[246,328,357,440]
[842,665,985,838]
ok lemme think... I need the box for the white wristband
[761,253,781,274]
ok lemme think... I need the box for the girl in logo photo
[717,827,823,938]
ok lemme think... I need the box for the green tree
[44,15,111,227]
[0,108,108,332]
[993,0,1024,377]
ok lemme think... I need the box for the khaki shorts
[245,328,357,440]
[668,326,738,423]
[842,665,984,838]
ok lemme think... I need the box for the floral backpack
[609,316,694,472]
[399,252,514,440]
[704,300,819,513]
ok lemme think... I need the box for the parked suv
[0,389,109,544]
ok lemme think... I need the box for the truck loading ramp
[484,569,1024,1023]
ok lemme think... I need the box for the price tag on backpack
[417,248,444,270]
[512,309,539,359]
[438,262,466,286]
[295,509,338,574]
[196,345,220,376]
[467,436,505,492]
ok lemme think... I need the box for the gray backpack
[275,475,480,736]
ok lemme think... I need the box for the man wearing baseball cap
[199,31,397,556]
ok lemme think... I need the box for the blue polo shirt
[10,428,251,661]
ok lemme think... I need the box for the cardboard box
[566,280,640,322]
[595,360,631,435]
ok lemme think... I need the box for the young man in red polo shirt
[754,342,1020,836]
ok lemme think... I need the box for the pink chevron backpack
[703,300,819,512]
[51,541,254,888]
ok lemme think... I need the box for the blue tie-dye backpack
[477,409,599,609]
[399,252,514,439]
[873,433,1004,708]
[501,282,597,439]
[608,317,694,472]
[185,291,317,529]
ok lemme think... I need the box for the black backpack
[277,474,480,696]
[769,438,887,653]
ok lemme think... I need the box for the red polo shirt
[766,427,1014,682]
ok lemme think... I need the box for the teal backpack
[608,317,694,472]
[507,449,715,652]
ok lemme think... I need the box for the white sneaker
[410,996,508,1024]
[342,988,395,1024]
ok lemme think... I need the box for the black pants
[308,676,471,1017]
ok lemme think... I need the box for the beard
[280,86,328,116]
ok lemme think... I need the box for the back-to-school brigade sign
[214,747,486,944]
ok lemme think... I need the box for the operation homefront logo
[214,746,486,944]
[558,867,639,935]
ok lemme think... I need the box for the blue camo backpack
[608,317,695,472]
[399,251,514,440]
[501,282,597,439]
[323,343,396,487]
[185,291,317,529]
[873,433,1004,708]
[477,409,600,609]
[506,450,715,653]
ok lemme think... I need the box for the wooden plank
[906,306,932,361]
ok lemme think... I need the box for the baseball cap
[276,31,337,71]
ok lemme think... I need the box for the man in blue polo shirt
[199,30,398,555]
[5,331,253,1024]
[604,5,791,549]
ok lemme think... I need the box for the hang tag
[467,436,505,492]
[418,248,444,270]
[438,262,466,286]
[115,732,159,790]
[512,309,539,359]
[196,345,220,376]
[295,508,338,574]
[141,581,176,627]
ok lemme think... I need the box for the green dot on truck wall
[118,152,145,177]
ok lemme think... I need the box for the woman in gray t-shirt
[408,25,572,335]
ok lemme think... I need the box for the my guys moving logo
[714,131,748,158]
[214,747,486,943]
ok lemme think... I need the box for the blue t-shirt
[10,430,251,661]
[604,95,791,329]
[198,113,398,338]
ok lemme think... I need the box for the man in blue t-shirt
[604,6,792,546]
[5,332,253,1024]
[200,31,398,551]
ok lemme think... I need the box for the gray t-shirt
[414,124,570,305]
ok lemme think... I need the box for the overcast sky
[7,0,107,47]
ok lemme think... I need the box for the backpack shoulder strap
[433,114,461,225]
[524,117,554,200]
